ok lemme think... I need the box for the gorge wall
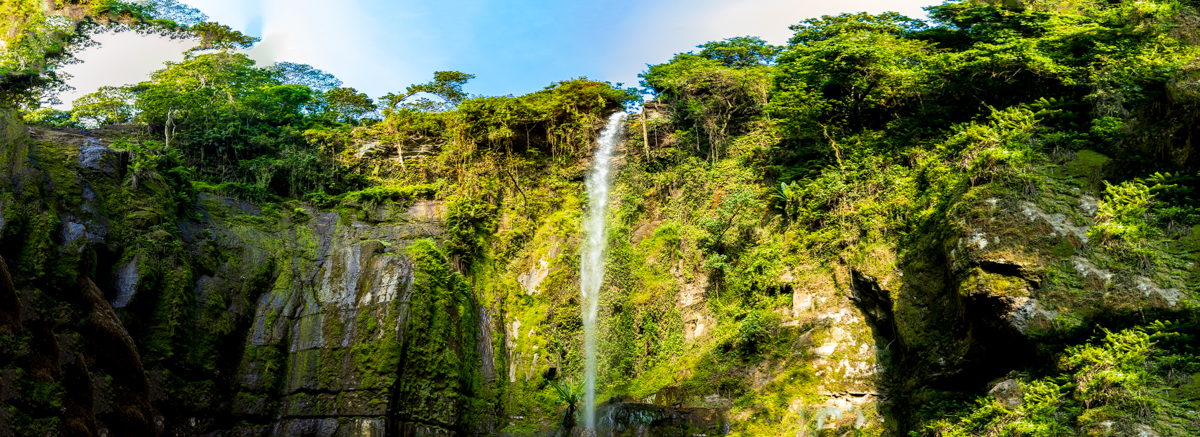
[3,109,1197,436]
[0,125,493,436]
[3,1,1200,436]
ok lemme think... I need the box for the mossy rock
[1179,226,1200,253]
[126,209,163,228]
[1064,150,1109,181]
[1052,238,1076,258]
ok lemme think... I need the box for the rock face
[0,256,156,437]
[3,120,1197,437]
[199,200,491,436]
[988,379,1023,409]
[591,402,727,437]
[79,137,119,177]
[0,127,494,437]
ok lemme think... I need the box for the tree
[382,71,476,111]
[640,54,771,156]
[771,12,933,133]
[696,36,782,68]
[71,85,135,127]
[22,107,76,127]
[132,52,285,155]
[189,22,259,51]
[787,11,927,46]
[142,0,208,26]
[272,62,342,92]
[308,87,377,124]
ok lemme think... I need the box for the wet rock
[1135,276,1183,307]
[1079,194,1098,216]
[59,219,87,252]
[394,422,453,436]
[79,137,117,176]
[78,277,156,435]
[1133,423,1162,437]
[405,200,445,223]
[477,304,497,383]
[517,259,550,295]
[336,418,386,437]
[671,261,708,309]
[630,219,662,245]
[700,394,732,409]
[988,379,1024,409]
[1019,201,1090,244]
[682,310,711,342]
[354,142,384,159]
[594,402,727,437]
[804,392,878,432]
[111,256,140,308]
[0,256,21,336]
[1007,298,1057,334]
[642,101,669,121]
[276,418,340,437]
[672,261,711,342]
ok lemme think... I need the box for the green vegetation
[1,0,256,105]
[926,320,1200,436]
[1,0,1199,436]
[607,0,1200,434]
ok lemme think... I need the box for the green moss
[355,307,376,338]
[340,183,437,205]
[3,406,62,437]
[127,251,195,363]
[319,348,347,389]
[389,239,485,426]
[264,309,280,332]
[351,304,400,390]
[324,311,347,340]
[1179,226,1200,253]
[1,205,57,282]
[192,181,280,203]
[336,206,356,226]
[1052,238,1076,258]
[31,141,83,207]
[958,268,1030,298]
[1064,149,1109,182]
[239,345,287,394]
[1175,374,1200,401]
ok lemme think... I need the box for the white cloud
[600,0,935,87]
[53,31,193,108]
[52,0,941,108]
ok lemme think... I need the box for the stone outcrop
[0,126,495,437]
[590,401,727,437]
[3,115,1196,437]
[0,255,156,437]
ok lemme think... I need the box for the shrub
[1089,180,1155,245]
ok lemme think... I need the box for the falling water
[581,111,627,430]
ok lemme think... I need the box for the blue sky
[57,0,939,105]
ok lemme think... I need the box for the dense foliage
[622,0,1200,435]
[1,0,255,106]
[2,0,1199,435]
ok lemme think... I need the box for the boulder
[79,137,118,177]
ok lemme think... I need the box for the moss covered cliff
[2,1,1200,436]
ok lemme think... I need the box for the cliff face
[0,122,494,436]
[2,109,1198,436]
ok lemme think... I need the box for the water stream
[581,111,627,430]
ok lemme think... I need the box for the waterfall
[581,111,627,430]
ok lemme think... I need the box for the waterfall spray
[581,111,627,430]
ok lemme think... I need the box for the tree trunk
[640,110,649,160]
